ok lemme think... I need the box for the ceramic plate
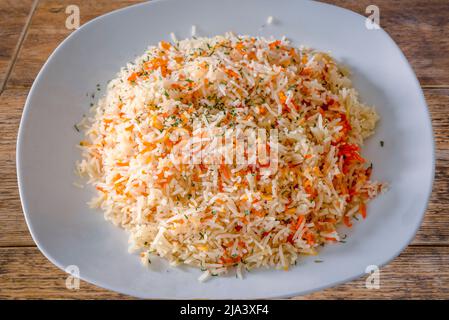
[17,0,434,299]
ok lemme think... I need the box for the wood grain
[301,245,449,300]
[0,246,447,299]
[0,89,34,246]
[0,0,448,299]
[5,0,143,90]
[0,0,35,90]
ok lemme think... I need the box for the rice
[77,33,384,280]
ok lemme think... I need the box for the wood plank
[0,0,35,90]
[301,245,449,300]
[413,88,449,245]
[0,89,34,246]
[320,0,449,87]
[5,0,144,90]
[0,246,131,299]
[1,88,448,246]
[0,245,447,299]
[5,0,449,89]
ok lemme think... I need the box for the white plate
[17,0,434,299]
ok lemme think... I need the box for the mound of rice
[77,33,384,281]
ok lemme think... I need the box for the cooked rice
[77,33,384,280]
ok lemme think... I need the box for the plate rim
[16,0,435,299]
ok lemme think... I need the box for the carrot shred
[343,216,352,227]
[304,232,315,245]
[359,203,367,219]
[295,215,305,230]
[278,91,287,104]
[269,40,282,49]
[127,72,138,82]
[160,41,171,51]
[96,186,107,193]
[235,42,246,54]
[225,68,239,79]
[220,163,231,180]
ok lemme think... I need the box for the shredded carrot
[144,57,169,76]
[278,91,287,104]
[127,72,139,82]
[257,105,267,115]
[269,40,282,49]
[174,56,184,64]
[151,115,164,130]
[160,40,171,51]
[301,54,308,65]
[288,47,297,58]
[343,216,352,227]
[171,83,183,90]
[112,174,122,183]
[96,186,107,193]
[295,215,305,230]
[247,51,257,60]
[359,203,367,219]
[304,232,315,245]
[235,42,246,55]
[220,163,231,180]
[303,179,316,197]
[225,68,239,79]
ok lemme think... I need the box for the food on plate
[77,33,385,281]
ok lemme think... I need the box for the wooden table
[0,0,448,299]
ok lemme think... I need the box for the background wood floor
[0,0,448,299]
